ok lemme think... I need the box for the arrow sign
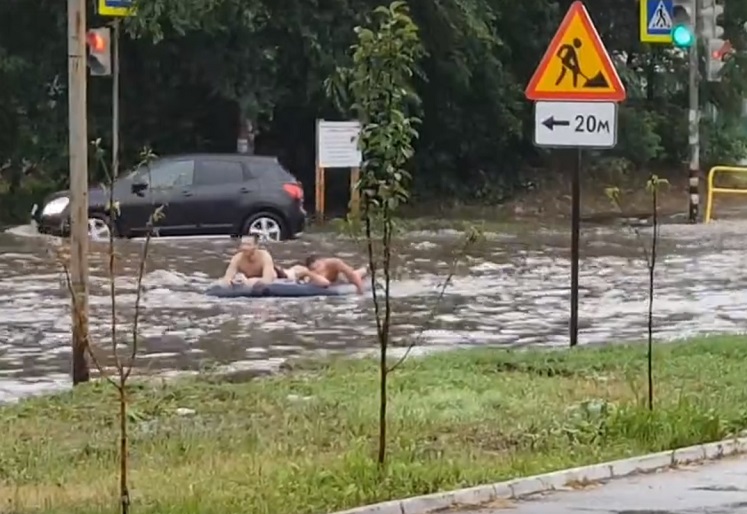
[542,116,570,130]
[534,101,618,148]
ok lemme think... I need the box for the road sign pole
[570,149,581,347]
[525,1,626,349]
[688,0,700,223]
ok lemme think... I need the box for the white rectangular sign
[316,120,362,168]
[534,101,617,149]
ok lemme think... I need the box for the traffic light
[701,0,726,81]
[86,27,111,76]
[671,0,695,48]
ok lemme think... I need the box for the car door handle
[182,190,193,197]
[239,187,250,193]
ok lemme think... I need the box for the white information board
[316,120,362,168]
[533,101,617,149]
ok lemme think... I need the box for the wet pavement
[461,454,747,513]
[2,219,747,402]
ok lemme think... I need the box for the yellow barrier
[705,166,747,222]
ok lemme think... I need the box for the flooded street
[1,220,747,402]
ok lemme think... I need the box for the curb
[332,436,747,514]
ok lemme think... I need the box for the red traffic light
[711,40,734,61]
[87,30,106,52]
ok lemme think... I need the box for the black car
[32,153,306,241]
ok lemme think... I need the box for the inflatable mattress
[205,281,358,298]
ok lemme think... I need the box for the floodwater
[1,219,747,403]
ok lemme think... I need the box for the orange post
[349,167,360,217]
[315,165,325,221]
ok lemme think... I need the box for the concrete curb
[332,436,747,514]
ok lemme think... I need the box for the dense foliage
[2,0,747,222]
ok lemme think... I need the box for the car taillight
[283,183,303,201]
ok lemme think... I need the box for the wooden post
[112,21,120,180]
[349,167,360,218]
[67,0,90,384]
[315,165,325,221]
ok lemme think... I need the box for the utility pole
[687,0,701,223]
[113,21,120,179]
[67,0,91,384]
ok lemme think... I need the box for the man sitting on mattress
[304,255,367,295]
[219,235,331,288]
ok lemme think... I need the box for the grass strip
[2,336,747,514]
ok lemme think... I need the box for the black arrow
[542,116,570,130]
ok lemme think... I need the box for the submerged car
[32,153,306,241]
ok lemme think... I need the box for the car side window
[194,160,245,186]
[145,160,195,189]
[247,159,293,180]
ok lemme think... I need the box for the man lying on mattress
[304,254,367,294]
[218,236,365,294]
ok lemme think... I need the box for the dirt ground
[433,167,747,224]
[320,165,747,225]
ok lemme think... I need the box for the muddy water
[1,220,746,403]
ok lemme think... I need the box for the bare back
[315,259,342,282]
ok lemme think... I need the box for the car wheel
[88,213,118,241]
[242,212,286,242]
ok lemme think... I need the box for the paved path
[463,455,747,513]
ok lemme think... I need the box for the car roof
[156,153,280,163]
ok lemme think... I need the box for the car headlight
[41,197,70,217]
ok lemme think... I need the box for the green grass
[3,336,747,514]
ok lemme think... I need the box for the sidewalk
[461,454,747,513]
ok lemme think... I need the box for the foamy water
[1,220,746,402]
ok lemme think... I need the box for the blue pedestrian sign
[640,0,673,43]
[98,0,134,17]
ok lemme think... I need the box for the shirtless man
[219,235,281,286]
[304,255,367,294]
[219,236,332,288]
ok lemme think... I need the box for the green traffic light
[672,24,694,48]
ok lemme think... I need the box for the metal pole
[570,148,581,347]
[112,21,120,180]
[688,0,700,223]
[67,0,90,383]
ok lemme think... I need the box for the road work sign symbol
[640,0,674,43]
[525,1,625,102]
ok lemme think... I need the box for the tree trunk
[237,109,255,155]
[71,323,90,384]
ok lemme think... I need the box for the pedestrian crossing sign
[97,0,134,17]
[640,0,674,43]
[525,1,626,102]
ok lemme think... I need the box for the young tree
[606,175,668,411]
[58,142,162,514]
[325,1,423,465]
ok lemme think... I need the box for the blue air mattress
[205,281,356,298]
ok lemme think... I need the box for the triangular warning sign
[648,0,672,29]
[525,1,626,102]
